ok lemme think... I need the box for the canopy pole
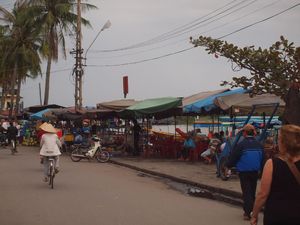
[217,112,220,133]
[174,115,177,139]
[262,112,266,129]
[186,115,189,133]
[212,115,215,133]
[147,117,149,146]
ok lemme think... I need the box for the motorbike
[70,136,110,163]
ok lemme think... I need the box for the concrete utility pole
[71,1,111,110]
[74,0,83,110]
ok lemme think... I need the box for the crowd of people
[2,116,299,225]
[175,123,299,225]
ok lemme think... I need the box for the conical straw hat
[39,122,57,133]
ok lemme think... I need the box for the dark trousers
[133,134,140,156]
[181,147,190,159]
[239,171,259,216]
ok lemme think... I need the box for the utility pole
[74,0,83,110]
[71,1,110,110]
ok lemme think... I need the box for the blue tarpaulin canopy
[183,88,247,114]
[29,108,50,120]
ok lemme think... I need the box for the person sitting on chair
[200,133,222,164]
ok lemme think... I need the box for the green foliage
[191,36,300,98]
[0,1,42,81]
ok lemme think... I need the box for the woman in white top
[39,122,62,182]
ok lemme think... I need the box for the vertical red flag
[123,76,128,98]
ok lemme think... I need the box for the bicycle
[10,139,17,154]
[47,157,56,189]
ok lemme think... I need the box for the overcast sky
[2,0,300,107]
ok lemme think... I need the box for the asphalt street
[0,146,260,225]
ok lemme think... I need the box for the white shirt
[2,122,9,130]
[40,133,62,156]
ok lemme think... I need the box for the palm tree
[29,0,96,105]
[0,1,42,118]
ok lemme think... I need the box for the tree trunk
[282,83,300,125]
[15,74,22,114]
[0,81,8,111]
[9,64,17,119]
[43,53,52,105]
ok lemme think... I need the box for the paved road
[0,146,261,225]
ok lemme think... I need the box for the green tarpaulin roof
[120,97,183,119]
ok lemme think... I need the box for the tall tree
[29,0,96,105]
[0,0,42,118]
[191,36,300,125]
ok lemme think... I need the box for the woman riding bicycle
[39,122,62,182]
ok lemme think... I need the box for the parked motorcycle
[70,136,110,163]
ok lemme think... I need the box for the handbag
[283,157,300,185]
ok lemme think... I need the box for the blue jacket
[183,138,196,149]
[226,136,264,172]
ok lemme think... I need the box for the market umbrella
[183,88,247,114]
[29,108,51,120]
[120,97,183,119]
[214,93,285,114]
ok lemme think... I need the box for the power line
[97,0,252,52]
[217,2,300,39]
[89,0,282,60]
[200,0,282,36]
[86,2,300,67]
[87,47,195,67]
[130,0,258,50]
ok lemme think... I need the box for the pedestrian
[180,131,196,161]
[7,121,18,154]
[39,122,62,182]
[132,119,141,156]
[250,124,300,225]
[225,124,264,220]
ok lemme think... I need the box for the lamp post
[84,20,111,65]
[74,19,111,110]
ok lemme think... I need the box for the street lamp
[74,19,111,110]
[84,20,111,64]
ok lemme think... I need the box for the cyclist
[39,122,62,182]
[7,121,18,154]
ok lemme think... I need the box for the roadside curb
[110,159,243,207]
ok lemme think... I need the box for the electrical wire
[86,2,300,67]
[217,2,300,39]
[97,0,252,52]
[89,0,282,60]
[128,0,258,50]
[87,47,195,67]
[200,0,282,36]
[90,0,273,59]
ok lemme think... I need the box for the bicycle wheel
[70,148,83,162]
[48,164,54,189]
[95,150,110,163]
[11,140,16,152]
